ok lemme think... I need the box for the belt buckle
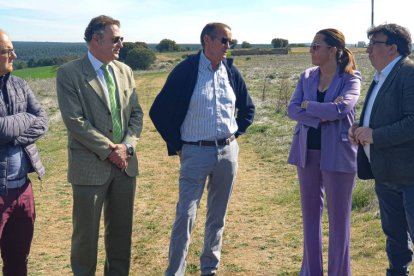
[225,138,230,145]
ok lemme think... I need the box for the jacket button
[109,129,113,133]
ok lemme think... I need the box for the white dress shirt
[363,55,402,161]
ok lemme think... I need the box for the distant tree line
[13,42,87,69]
[13,55,80,69]
[14,41,87,61]
[12,36,294,71]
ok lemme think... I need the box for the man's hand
[108,144,128,170]
[348,123,358,145]
[354,127,374,145]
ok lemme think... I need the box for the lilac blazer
[287,67,361,173]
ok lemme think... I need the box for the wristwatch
[301,100,309,109]
[126,144,134,157]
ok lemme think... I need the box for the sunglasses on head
[219,37,233,46]
[113,36,124,44]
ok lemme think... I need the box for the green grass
[13,65,57,79]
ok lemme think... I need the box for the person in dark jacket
[150,23,255,276]
[0,30,48,276]
[349,23,414,275]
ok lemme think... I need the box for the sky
[1,0,413,45]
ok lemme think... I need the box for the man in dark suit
[349,23,414,275]
[56,15,143,275]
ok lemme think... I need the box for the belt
[183,135,235,147]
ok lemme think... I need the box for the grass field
[13,65,57,79]
[8,51,408,275]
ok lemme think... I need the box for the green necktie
[101,64,122,143]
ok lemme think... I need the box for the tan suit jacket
[56,55,143,185]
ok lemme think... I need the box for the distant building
[357,41,367,48]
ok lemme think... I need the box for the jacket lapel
[359,79,378,126]
[308,69,319,101]
[324,69,341,103]
[82,56,110,110]
[369,57,405,120]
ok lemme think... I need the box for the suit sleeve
[373,66,414,148]
[287,72,320,129]
[306,73,361,121]
[56,65,113,160]
[122,67,143,148]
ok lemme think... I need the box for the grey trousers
[165,140,239,276]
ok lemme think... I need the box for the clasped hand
[108,144,128,170]
[348,123,373,145]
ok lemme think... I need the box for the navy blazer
[357,57,414,183]
[149,51,255,155]
[288,67,361,173]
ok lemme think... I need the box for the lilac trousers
[297,150,355,276]
[0,181,35,276]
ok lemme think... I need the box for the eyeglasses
[113,36,124,44]
[310,43,331,51]
[0,48,15,58]
[367,40,388,48]
[219,37,234,46]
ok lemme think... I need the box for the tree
[156,39,181,52]
[271,38,289,48]
[125,48,156,70]
[230,39,238,49]
[119,42,149,62]
[241,41,252,48]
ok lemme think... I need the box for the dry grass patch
[9,53,411,275]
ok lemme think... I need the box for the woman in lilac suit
[287,28,361,276]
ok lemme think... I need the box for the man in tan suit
[56,15,143,276]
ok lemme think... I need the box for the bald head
[0,30,16,76]
[0,30,8,46]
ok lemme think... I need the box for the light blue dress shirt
[181,51,238,142]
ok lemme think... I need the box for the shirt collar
[374,55,402,82]
[200,50,223,72]
[88,50,105,72]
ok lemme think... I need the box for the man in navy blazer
[150,23,254,276]
[349,23,414,275]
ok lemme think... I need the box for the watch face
[127,146,133,156]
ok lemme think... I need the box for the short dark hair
[367,23,412,57]
[84,15,120,43]
[200,23,231,48]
